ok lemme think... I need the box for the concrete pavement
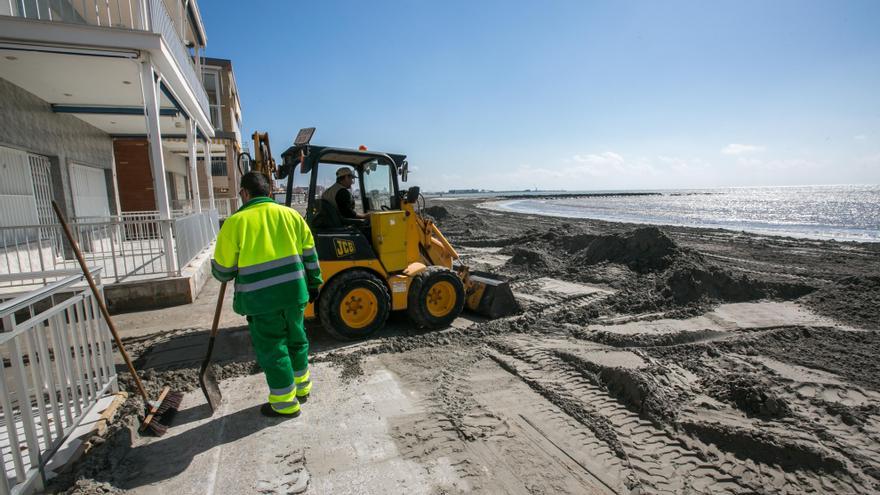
[118,360,453,494]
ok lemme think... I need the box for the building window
[210,157,227,177]
[203,70,222,130]
[195,156,228,177]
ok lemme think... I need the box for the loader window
[316,164,363,216]
[362,161,394,211]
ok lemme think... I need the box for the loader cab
[282,146,406,226]
[279,144,413,271]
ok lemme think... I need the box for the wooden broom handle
[51,201,151,404]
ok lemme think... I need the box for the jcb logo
[334,238,356,257]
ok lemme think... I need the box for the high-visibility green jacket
[211,197,322,315]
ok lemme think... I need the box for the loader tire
[407,266,465,329]
[319,270,390,340]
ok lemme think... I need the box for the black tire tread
[318,270,391,340]
[407,266,465,329]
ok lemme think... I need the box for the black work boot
[260,403,301,418]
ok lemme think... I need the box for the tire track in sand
[487,338,763,494]
[390,351,624,493]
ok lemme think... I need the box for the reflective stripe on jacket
[211,197,322,315]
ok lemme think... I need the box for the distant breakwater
[493,192,661,200]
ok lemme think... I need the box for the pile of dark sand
[423,205,449,220]
[575,328,727,348]
[702,372,791,418]
[563,227,810,316]
[47,415,137,494]
[572,227,680,273]
[803,275,880,329]
[505,246,553,271]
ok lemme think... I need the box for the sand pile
[47,415,137,494]
[556,232,597,253]
[560,227,798,314]
[661,260,765,304]
[572,227,680,273]
[804,275,880,329]
[423,205,449,220]
[703,372,791,418]
[462,213,488,229]
[576,328,727,348]
[505,246,553,271]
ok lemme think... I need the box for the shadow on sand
[117,403,281,490]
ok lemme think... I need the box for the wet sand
[51,197,880,494]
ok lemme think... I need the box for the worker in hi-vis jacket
[211,171,322,417]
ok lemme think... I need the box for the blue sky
[201,0,880,192]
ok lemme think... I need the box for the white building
[0,0,228,308]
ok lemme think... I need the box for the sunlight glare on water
[485,185,880,242]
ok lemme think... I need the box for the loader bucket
[464,271,520,319]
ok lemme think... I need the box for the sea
[471,185,880,243]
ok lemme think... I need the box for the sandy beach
[51,196,880,494]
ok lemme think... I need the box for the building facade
[162,57,243,217]
[0,0,222,284]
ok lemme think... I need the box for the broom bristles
[141,389,183,437]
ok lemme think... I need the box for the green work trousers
[246,303,309,392]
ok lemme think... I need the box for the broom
[52,201,181,436]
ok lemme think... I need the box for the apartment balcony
[0,0,213,136]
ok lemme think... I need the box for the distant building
[163,57,243,217]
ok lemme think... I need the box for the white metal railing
[0,217,175,285]
[148,0,210,117]
[1,0,147,30]
[1,210,219,285]
[172,209,217,269]
[170,198,239,219]
[0,269,117,495]
[206,198,239,219]
[1,0,210,119]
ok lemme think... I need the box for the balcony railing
[2,0,147,30]
[1,0,210,118]
[146,0,210,117]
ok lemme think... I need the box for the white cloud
[721,143,765,155]
[853,134,867,141]
[567,152,658,178]
[571,151,625,166]
[656,155,707,173]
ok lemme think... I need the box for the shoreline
[477,196,880,245]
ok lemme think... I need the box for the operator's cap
[336,167,357,178]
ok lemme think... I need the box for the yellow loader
[247,128,518,340]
